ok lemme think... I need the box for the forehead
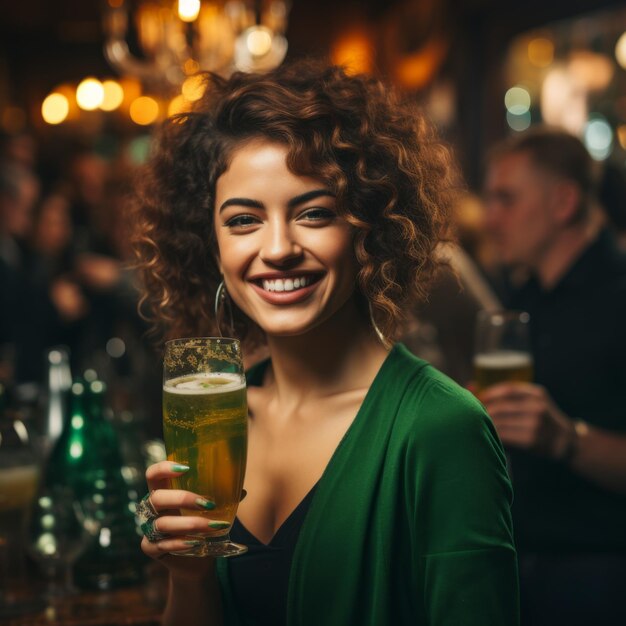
[216,140,324,196]
[486,151,539,187]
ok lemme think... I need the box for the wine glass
[26,486,94,597]
[162,337,248,557]
[473,310,534,395]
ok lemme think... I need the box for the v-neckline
[240,345,399,547]
[233,482,318,548]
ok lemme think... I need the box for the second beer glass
[162,337,247,557]
[473,310,533,394]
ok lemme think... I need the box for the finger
[491,415,535,430]
[156,515,231,535]
[480,382,541,402]
[141,536,207,560]
[150,489,216,514]
[485,399,543,416]
[146,461,190,491]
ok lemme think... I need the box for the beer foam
[164,373,245,394]
[474,351,532,369]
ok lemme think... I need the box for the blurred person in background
[0,160,43,385]
[482,127,626,626]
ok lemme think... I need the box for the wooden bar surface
[1,566,167,626]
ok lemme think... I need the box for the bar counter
[2,565,167,626]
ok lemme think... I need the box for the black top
[228,485,317,626]
[506,228,626,553]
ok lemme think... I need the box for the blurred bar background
[1,0,626,622]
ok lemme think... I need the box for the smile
[248,272,324,304]
[261,276,313,292]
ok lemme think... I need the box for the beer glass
[163,337,247,557]
[473,310,533,394]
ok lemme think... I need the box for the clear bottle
[39,347,72,459]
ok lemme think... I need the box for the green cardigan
[217,343,519,625]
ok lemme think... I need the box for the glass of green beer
[473,310,534,395]
[163,337,247,557]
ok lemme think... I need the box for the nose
[259,218,303,266]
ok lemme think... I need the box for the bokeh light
[331,29,374,75]
[129,96,159,125]
[506,110,531,132]
[246,26,273,57]
[505,86,531,115]
[100,80,124,111]
[41,93,69,125]
[76,78,104,111]
[584,116,613,161]
[617,125,626,150]
[168,94,192,117]
[528,38,554,68]
[178,0,200,22]
[615,32,626,70]
[181,74,206,102]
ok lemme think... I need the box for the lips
[248,272,324,304]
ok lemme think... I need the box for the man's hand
[480,382,575,460]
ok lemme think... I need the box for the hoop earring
[368,302,390,348]
[214,280,235,338]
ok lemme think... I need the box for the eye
[223,214,261,230]
[297,207,336,223]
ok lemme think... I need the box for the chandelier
[103,0,290,91]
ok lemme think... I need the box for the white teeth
[261,276,311,292]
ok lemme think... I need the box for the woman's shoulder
[388,343,494,441]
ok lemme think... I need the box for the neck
[535,218,601,290]
[263,300,390,405]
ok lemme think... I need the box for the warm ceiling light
[168,95,192,117]
[181,74,206,102]
[331,30,374,75]
[246,27,273,58]
[129,96,159,125]
[528,38,554,68]
[178,0,200,22]
[76,78,104,111]
[100,80,124,111]
[42,93,70,124]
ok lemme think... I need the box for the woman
[133,60,518,626]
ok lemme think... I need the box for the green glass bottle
[44,379,145,590]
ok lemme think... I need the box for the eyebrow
[218,189,334,213]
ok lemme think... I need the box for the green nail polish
[208,521,230,530]
[184,540,203,546]
[171,464,190,472]
[196,498,216,510]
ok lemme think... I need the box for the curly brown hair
[133,59,457,347]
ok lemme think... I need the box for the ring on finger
[136,491,158,524]
[141,517,167,543]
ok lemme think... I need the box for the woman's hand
[140,461,225,580]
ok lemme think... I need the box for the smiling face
[214,140,361,339]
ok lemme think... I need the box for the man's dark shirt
[507,228,626,553]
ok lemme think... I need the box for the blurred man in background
[482,127,626,626]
